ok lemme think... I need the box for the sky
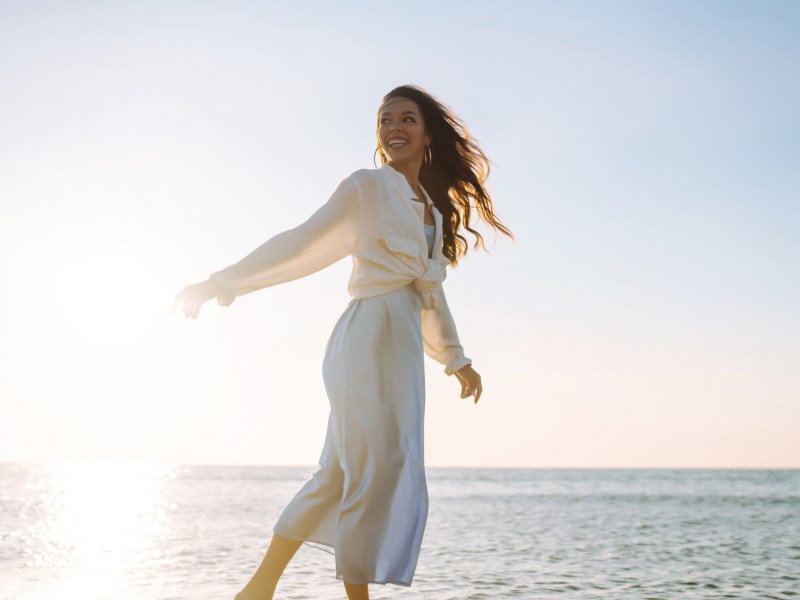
[1,0,798,468]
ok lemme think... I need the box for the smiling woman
[378,101,432,164]
[173,84,513,600]
[375,85,514,268]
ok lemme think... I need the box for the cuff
[209,272,237,307]
[444,355,472,376]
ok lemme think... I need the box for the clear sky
[1,0,798,467]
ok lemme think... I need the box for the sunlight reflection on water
[5,462,176,599]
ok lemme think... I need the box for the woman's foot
[344,582,370,600]
[233,533,302,600]
[234,587,272,600]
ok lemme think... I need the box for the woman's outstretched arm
[173,174,363,318]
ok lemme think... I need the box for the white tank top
[423,222,435,259]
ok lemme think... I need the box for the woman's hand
[171,280,219,319]
[455,364,482,404]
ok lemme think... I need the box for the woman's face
[377,97,432,168]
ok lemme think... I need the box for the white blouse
[209,163,471,376]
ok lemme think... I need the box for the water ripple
[1,465,798,599]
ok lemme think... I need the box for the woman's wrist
[206,277,224,297]
[208,274,236,306]
[445,356,472,376]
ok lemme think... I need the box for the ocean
[1,464,798,599]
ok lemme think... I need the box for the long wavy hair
[375,84,514,266]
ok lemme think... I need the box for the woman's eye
[379,117,415,125]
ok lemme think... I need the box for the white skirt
[273,282,428,587]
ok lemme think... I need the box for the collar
[380,163,433,208]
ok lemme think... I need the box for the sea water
[1,464,798,599]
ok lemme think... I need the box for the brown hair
[376,84,514,266]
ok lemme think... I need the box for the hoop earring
[373,147,383,169]
[424,145,432,167]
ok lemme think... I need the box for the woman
[173,84,514,600]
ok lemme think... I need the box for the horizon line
[2,461,798,470]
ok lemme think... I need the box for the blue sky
[1,0,798,466]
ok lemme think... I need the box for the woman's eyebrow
[380,110,418,117]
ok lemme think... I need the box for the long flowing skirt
[272,282,428,587]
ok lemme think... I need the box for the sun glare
[40,239,173,371]
[30,461,176,599]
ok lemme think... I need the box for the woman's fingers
[458,372,482,404]
[172,284,207,319]
[460,373,471,398]
[171,289,186,315]
[188,299,199,319]
[460,376,479,401]
[458,378,467,398]
[175,294,193,319]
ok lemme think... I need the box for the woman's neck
[388,159,423,196]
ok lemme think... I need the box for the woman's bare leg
[343,582,369,600]
[234,533,303,600]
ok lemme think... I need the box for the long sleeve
[421,282,472,376]
[209,174,363,305]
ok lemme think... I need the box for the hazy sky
[1,0,798,467]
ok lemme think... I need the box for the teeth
[388,139,408,147]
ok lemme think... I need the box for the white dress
[208,164,471,587]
